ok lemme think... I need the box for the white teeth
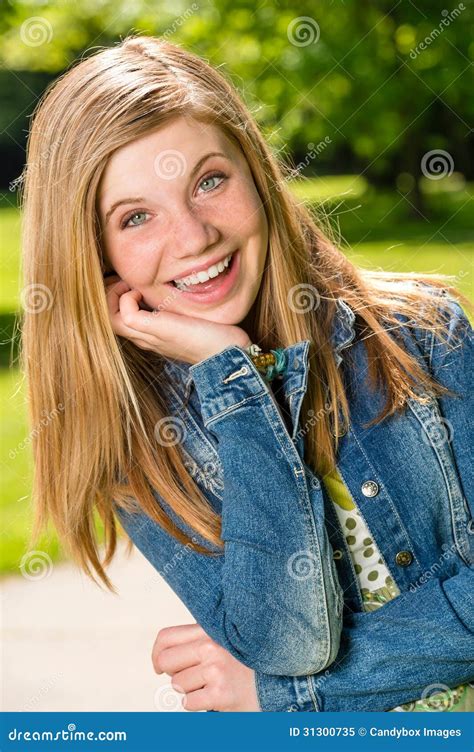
[173,253,232,290]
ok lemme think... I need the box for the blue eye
[121,211,149,229]
[199,172,226,193]
[120,172,226,229]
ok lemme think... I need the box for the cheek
[222,180,266,236]
[106,235,161,283]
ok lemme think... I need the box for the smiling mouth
[169,252,236,293]
[162,248,241,304]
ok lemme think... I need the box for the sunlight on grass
[1,204,22,314]
[289,174,369,203]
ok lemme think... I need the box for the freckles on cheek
[222,184,261,231]
[114,238,159,286]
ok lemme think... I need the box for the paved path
[1,541,193,711]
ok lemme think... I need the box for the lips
[168,250,234,285]
[174,255,233,292]
[164,248,241,304]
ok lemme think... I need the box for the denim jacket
[114,290,474,712]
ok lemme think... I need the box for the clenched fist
[152,623,261,712]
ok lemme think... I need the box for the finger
[154,624,207,652]
[152,624,207,671]
[105,280,131,320]
[182,687,216,712]
[107,296,159,352]
[105,300,134,342]
[108,289,150,341]
[170,664,206,694]
[154,637,208,676]
[119,289,158,332]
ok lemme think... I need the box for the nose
[170,205,220,259]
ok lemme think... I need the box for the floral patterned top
[322,467,473,712]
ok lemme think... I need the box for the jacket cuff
[254,671,319,712]
[188,345,269,427]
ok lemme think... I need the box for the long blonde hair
[18,35,472,592]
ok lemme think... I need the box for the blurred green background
[1,0,472,575]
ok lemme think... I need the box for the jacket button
[467,519,474,535]
[333,549,343,560]
[293,358,300,369]
[361,480,379,497]
[395,550,413,567]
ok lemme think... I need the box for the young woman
[20,35,473,713]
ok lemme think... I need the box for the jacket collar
[161,297,356,390]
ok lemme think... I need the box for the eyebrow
[103,151,228,225]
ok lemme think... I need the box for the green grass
[0,202,22,314]
[1,176,472,575]
[1,367,61,574]
[290,174,473,302]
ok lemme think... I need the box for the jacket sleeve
[309,564,474,711]
[255,290,474,711]
[419,290,473,517]
[255,563,474,711]
[114,344,343,682]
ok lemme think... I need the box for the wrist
[244,343,288,383]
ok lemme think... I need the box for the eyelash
[120,171,227,229]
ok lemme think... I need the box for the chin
[186,309,243,326]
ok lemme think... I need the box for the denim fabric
[113,290,474,712]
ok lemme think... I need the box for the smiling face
[97,116,269,328]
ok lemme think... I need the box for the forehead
[98,116,234,201]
